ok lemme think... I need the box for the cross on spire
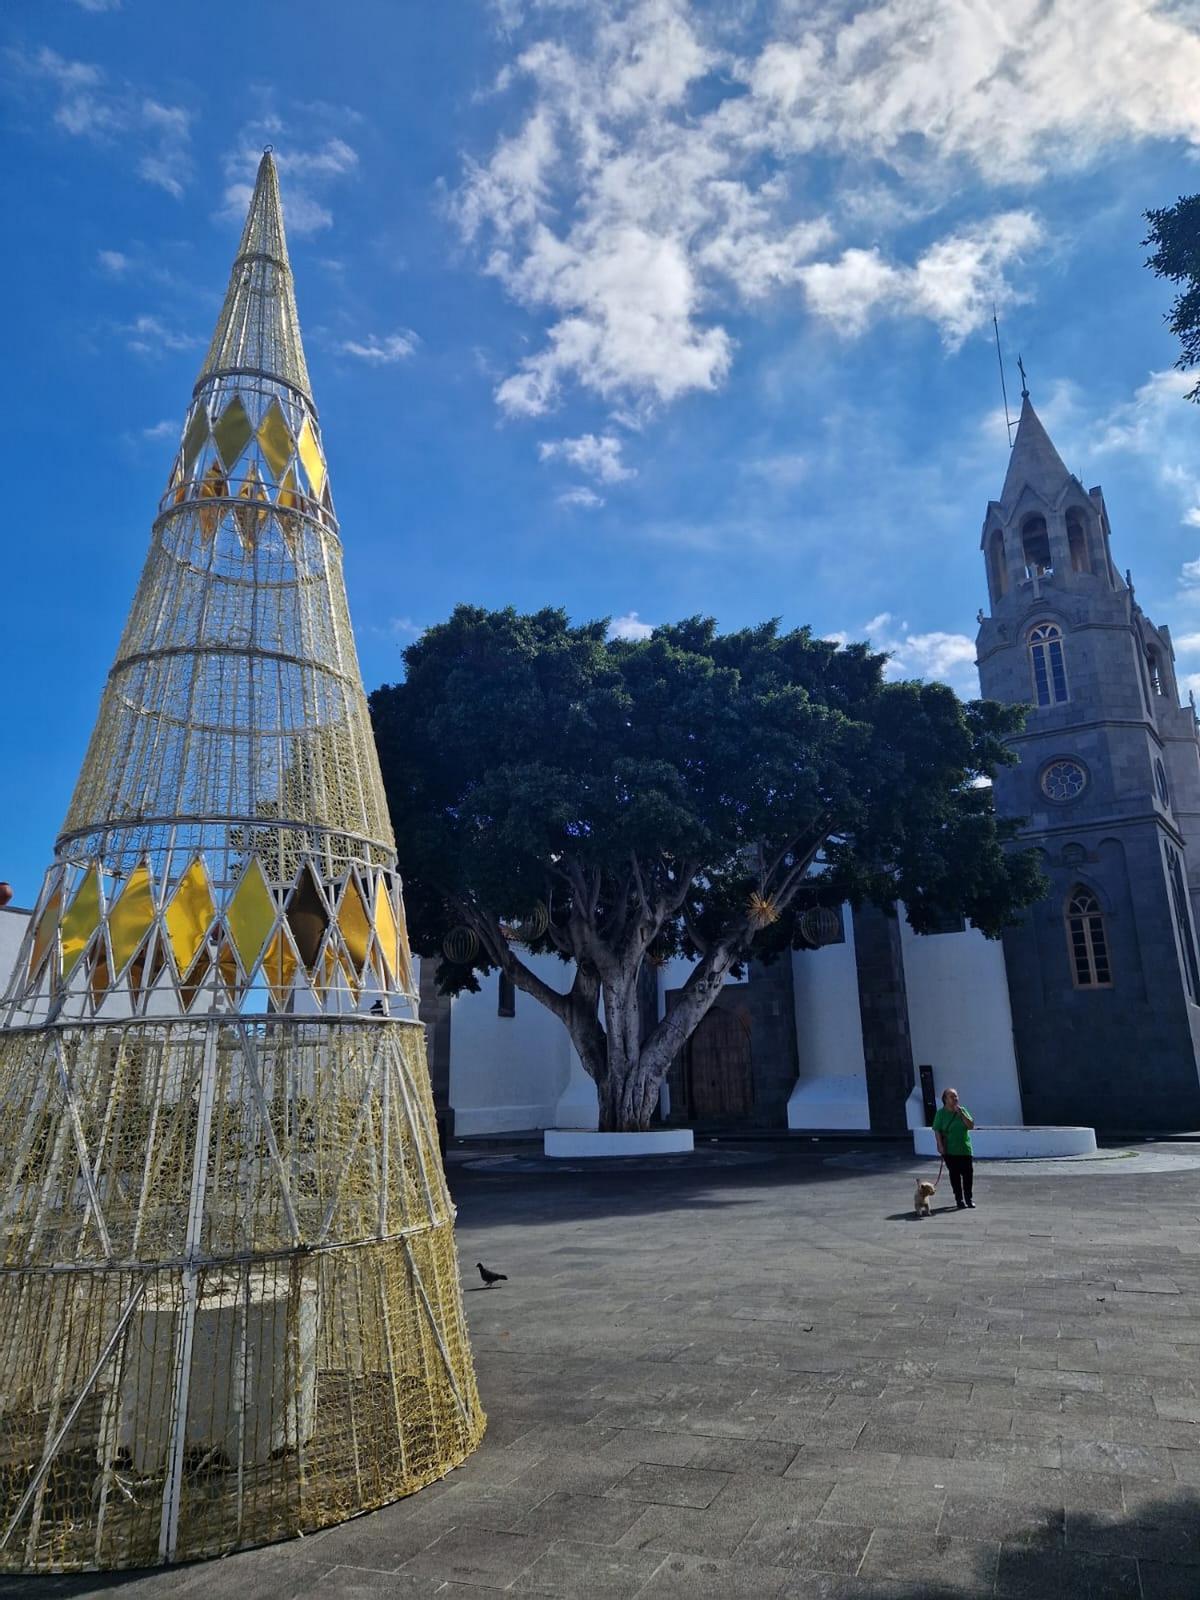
[1017,354,1029,399]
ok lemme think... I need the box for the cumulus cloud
[834,610,978,695]
[558,485,605,509]
[338,331,419,364]
[455,0,1200,415]
[608,611,655,639]
[120,314,201,356]
[539,432,634,482]
[10,47,191,194]
[1088,370,1200,534]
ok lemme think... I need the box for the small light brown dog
[914,1179,936,1217]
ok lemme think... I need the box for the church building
[6,392,1200,1138]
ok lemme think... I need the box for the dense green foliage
[370,606,1044,1130]
[1145,195,1200,400]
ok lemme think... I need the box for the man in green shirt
[932,1087,976,1209]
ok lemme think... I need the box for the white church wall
[0,907,31,995]
[899,917,1024,1127]
[443,951,577,1135]
[787,912,871,1129]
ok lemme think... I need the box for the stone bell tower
[976,387,1200,1131]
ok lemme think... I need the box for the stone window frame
[1064,885,1112,989]
[1039,756,1088,804]
[1155,758,1170,808]
[1165,845,1200,1005]
[1027,621,1069,708]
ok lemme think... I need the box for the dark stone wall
[852,905,916,1134]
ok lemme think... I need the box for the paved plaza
[9,1138,1200,1599]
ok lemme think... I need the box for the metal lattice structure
[0,152,485,1571]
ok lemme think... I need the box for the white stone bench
[912,1125,1097,1159]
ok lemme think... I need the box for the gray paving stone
[939,1490,1063,1546]
[618,1502,760,1560]
[597,1427,709,1466]
[604,1460,731,1508]
[819,1483,946,1532]
[687,1434,798,1475]
[737,1514,873,1573]
[858,1529,999,1593]
[1138,1559,1200,1599]
[398,1526,550,1588]
[995,1543,1140,1597]
[510,1538,665,1597]
[509,1491,648,1547]
[635,1551,791,1596]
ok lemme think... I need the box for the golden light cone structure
[0,153,484,1571]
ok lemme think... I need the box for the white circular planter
[544,1129,695,1158]
[913,1125,1097,1159]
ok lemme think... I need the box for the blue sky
[5,0,1200,901]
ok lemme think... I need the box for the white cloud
[72,0,121,10]
[557,485,605,509]
[338,331,419,364]
[1172,632,1200,655]
[835,610,978,695]
[120,314,201,356]
[11,48,191,194]
[608,611,655,639]
[141,419,177,439]
[1088,370,1200,533]
[455,0,1200,416]
[745,452,809,488]
[539,432,634,482]
[97,248,129,274]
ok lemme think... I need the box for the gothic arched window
[1066,887,1111,988]
[1066,509,1090,573]
[1166,847,1200,1003]
[988,529,1008,598]
[1147,648,1165,696]
[1155,759,1170,808]
[1022,514,1052,579]
[1028,622,1068,707]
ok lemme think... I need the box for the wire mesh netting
[0,152,484,1570]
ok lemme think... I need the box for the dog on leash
[914,1179,936,1218]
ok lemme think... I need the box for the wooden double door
[668,996,754,1120]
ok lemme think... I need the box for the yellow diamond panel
[165,858,215,975]
[109,863,156,976]
[256,399,292,479]
[182,408,209,475]
[226,863,276,976]
[212,397,253,470]
[28,885,63,985]
[296,416,326,498]
[338,877,372,975]
[260,929,299,1007]
[61,868,103,981]
[374,878,398,985]
[395,894,414,993]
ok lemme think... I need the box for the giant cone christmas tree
[0,152,484,1571]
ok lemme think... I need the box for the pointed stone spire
[197,149,311,398]
[1000,394,1071,509]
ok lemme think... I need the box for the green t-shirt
[932,1105,973,1157]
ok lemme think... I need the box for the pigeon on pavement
[477,1263,507,1287]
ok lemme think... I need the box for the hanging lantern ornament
[799,906,841,947]
[746,891,781,928]
[443,925,479,965]
[513,901,549,944]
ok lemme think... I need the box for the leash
[931,1156,945,1191]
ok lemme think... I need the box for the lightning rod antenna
[993,302,1015,447]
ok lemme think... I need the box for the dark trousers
[945,1153,973,1205]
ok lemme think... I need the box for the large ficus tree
[1145,194,1200,399]
[370,607,1043,1133]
